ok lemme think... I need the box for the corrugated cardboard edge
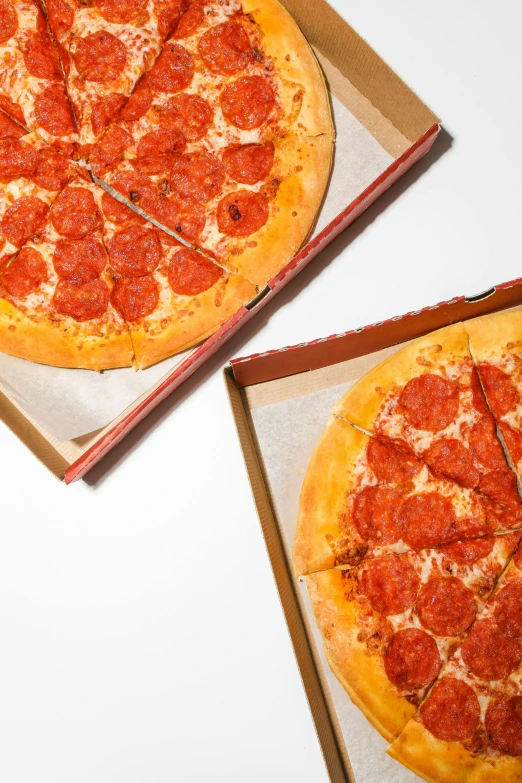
[224,369,355,783]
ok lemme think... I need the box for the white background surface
[0,1,520,780]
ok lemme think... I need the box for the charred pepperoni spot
[420,678,480,742]
[423,438,479,488]
[0,247,47,298]
[217,190,268,237]
[46,0,73,41]
[398,492,457,551]
[493,581,522,638]
[1,196,48,248]
[198,21,253,75]
[133,128,186,176]
[95,0,148,25]
[366,437,422,485]
[22,31,62,80]
[32,147,71,192]
[461,620,522,680]
[159,93,213,142]
[167,152,224,203]
[111,171,158,213]
[222,142,275,185]
[468,413,507,471]
[120,83,153,122]
[173,0,204,39]
[89,125,132,176]
[101,191,144,225]
[437,536,495,566]
[416,577,476,637]
[90,93,126,137]
[220,76,275,130]
[34,83,76,137]
[384,629,440,691]
[359,555,419,616]
[107,224,163,277]
[0,139,37,183]
[154,194,205,242]
[53,235,107,283]
[478,469,522,510]
[352,485,402,544]
[167,248,222,296]
[73,32,127,83]
[399,374,459,432]
[479,363,518,417]
[53,278,109,321]
[486,695,522,755]
[0,0,17,45]
[111,274,159,321]
[51,186,102,239]
[146,43,194,95]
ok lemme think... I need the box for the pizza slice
[95,188,256,368]
[305,531,520,743]
[388,546,522,782]
[0,175,133,368]
[0,0,78,152]
[293,417,522,578]
[466,310,522,486]
[333,323,522,515]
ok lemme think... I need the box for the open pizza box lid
[224,280,522,782]
[0,0,440,482]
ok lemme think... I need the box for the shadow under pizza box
[0,0,440,483]
[224,281,522,783]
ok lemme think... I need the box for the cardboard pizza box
[0,0,440,482]
[224,279,522,782]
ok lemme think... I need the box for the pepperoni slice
[133,128,186,176]
[217,190,268,237]
[499,421,522,469]
[53,235,107,283]
[91,93,126,138]
[478,469,522,510]
[398,492,457,551]
[173,0,204,39]
[352,485,402,544]
[111,274,159,321]
[0,140,37,183]
[515,546,522,570]
[53,278,109,321]
[73,32,127,83]
[1,247,47,298]
[95,0,147,24]
[479,363,517,416]
[0,109,24,140]
[51,186,102,239]
[493,581,522,638]
[1,196,48,248]
[89,125,132,176]
[120,83,152,122]
[34,83,76,137]
[222,142,274,185]
[198,21,252,75]
[168,248,222,296]
[107,224,162,276]
[0,95,25,127]
[101,191,144,225]
[359,555,419,616]
[423,438,479,488]
[461,620,522,680]
[420,678,480,742]
[32,147,71,192]
[111,171,158,213]
[438,536,495,565]
[46,0,73,41]
[416,577,476,637]
[22,31,62,80]
[384,628,440,691]
[468,413,507,471]
[469,368,489,414]
[486,695,522,756]
[155,0,186,41]
[0,0,17,45]
[167,152,224,203]
[159,93,213,142]
[220,76,275,130]
[147,44,194,95]
[154,194,205,242]
[366,437,422,485]
[399,374,459,432]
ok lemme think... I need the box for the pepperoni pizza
[0,0,333,368]
[294,320,522,782]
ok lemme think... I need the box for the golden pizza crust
[242,0,334,138]
[205,134,333,287]
[0,299,134,370]
[466,309,522,363]
[306,569,416,742]
[388,716,522,783]
[293,417,369,577]
[130,271,256,369]
[333,323,471,429]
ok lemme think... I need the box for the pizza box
[224,279,522,783]
[0,0,440,482]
